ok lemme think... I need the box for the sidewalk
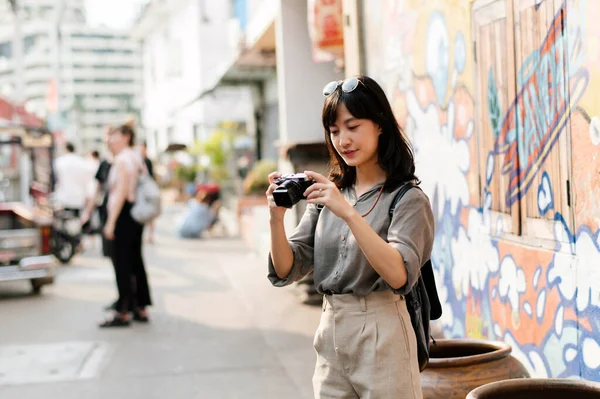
[0,198,321,399]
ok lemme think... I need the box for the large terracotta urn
[421,339,530,399]
[466,378,600,398]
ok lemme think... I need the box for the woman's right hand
[266,172,287,222]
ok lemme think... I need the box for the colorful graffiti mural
[364,0,600,381]
[493,1,589,207]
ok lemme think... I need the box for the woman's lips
[343,150,357,157]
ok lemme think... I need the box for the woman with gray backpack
[266,76,436,398]
[100,122,154,328]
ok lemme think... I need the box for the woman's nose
[339,131,352,147]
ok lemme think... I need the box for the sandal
[99,315,131,328]
[133,309,149,323]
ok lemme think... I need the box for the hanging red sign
[308,0,345,58]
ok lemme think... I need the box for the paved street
[0,203,321,399]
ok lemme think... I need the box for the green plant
[243,160,277,195]
[188,128,235,183]
[175,165,197,182]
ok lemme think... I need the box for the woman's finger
[303,182,329,197]
[304,171,329,184]
[305,189,326,201]
[265,183,278,196]
[268,172,282,184]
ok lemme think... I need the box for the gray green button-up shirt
[268,183,435,296]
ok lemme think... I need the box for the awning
[164,143,187,153]
[171,5,278,115]
[0,97,44,129]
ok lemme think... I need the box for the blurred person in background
[177,185,221,239]
[53,142,92,216]
[99,122,152,328]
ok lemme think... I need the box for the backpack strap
[389,183,418,218]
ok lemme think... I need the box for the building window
[73,78,135,84]
[23,35,38,55]
[72,64,135,70]
[71,48,134,55]
[71,33,127,40]
[0,42,12,59]
[472,0,574,244]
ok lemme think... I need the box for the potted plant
[242,159,277,197]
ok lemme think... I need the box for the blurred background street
[0,194,319,399]
[2,0,600,397]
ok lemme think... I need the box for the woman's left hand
[103,222,115,240]
[304,171,355,221]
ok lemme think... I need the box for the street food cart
[0,123,56,293]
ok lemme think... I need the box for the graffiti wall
[362,0,600,380]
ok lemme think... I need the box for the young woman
[100,123,152,328]
[266,76,434,398]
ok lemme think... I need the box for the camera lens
[273,180,305,208]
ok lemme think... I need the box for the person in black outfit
[100,123,152,328]
[95,158,113,256]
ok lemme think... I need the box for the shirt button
[341,235,345,241]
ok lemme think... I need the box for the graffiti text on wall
[491,3,589,207]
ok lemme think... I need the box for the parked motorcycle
[51,208,83,264]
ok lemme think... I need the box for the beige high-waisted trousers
[312,290,423,399]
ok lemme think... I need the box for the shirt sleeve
[267,204,320,287]
[387,188,435,295]
[95,161,108,183]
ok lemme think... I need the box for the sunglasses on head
[322,77,361,96]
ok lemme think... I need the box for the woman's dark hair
[321,75,418,191]
[119,123,135,147]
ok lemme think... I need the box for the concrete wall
[274,0,343,146]
[361,0,600,381]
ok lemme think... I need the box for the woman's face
[106,128,128,154]
[328,103,380,168]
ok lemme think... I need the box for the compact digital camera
[272,173,314,208]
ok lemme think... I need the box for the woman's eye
[348,125,358,131]
[330,130,339,136]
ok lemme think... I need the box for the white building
[0,0,143,151]
[132,0,258,161]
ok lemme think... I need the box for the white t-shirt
[53,153,95,209]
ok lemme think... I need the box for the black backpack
[316,183,442,371]
[389,183,442,371]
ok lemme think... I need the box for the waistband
[323,290,403,312]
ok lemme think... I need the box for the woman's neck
[355,162,386,189]
[114,146,129,156]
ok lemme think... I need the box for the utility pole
[8,0,25,107]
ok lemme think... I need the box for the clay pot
[467,378,600,398]
[421,339,530,399]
